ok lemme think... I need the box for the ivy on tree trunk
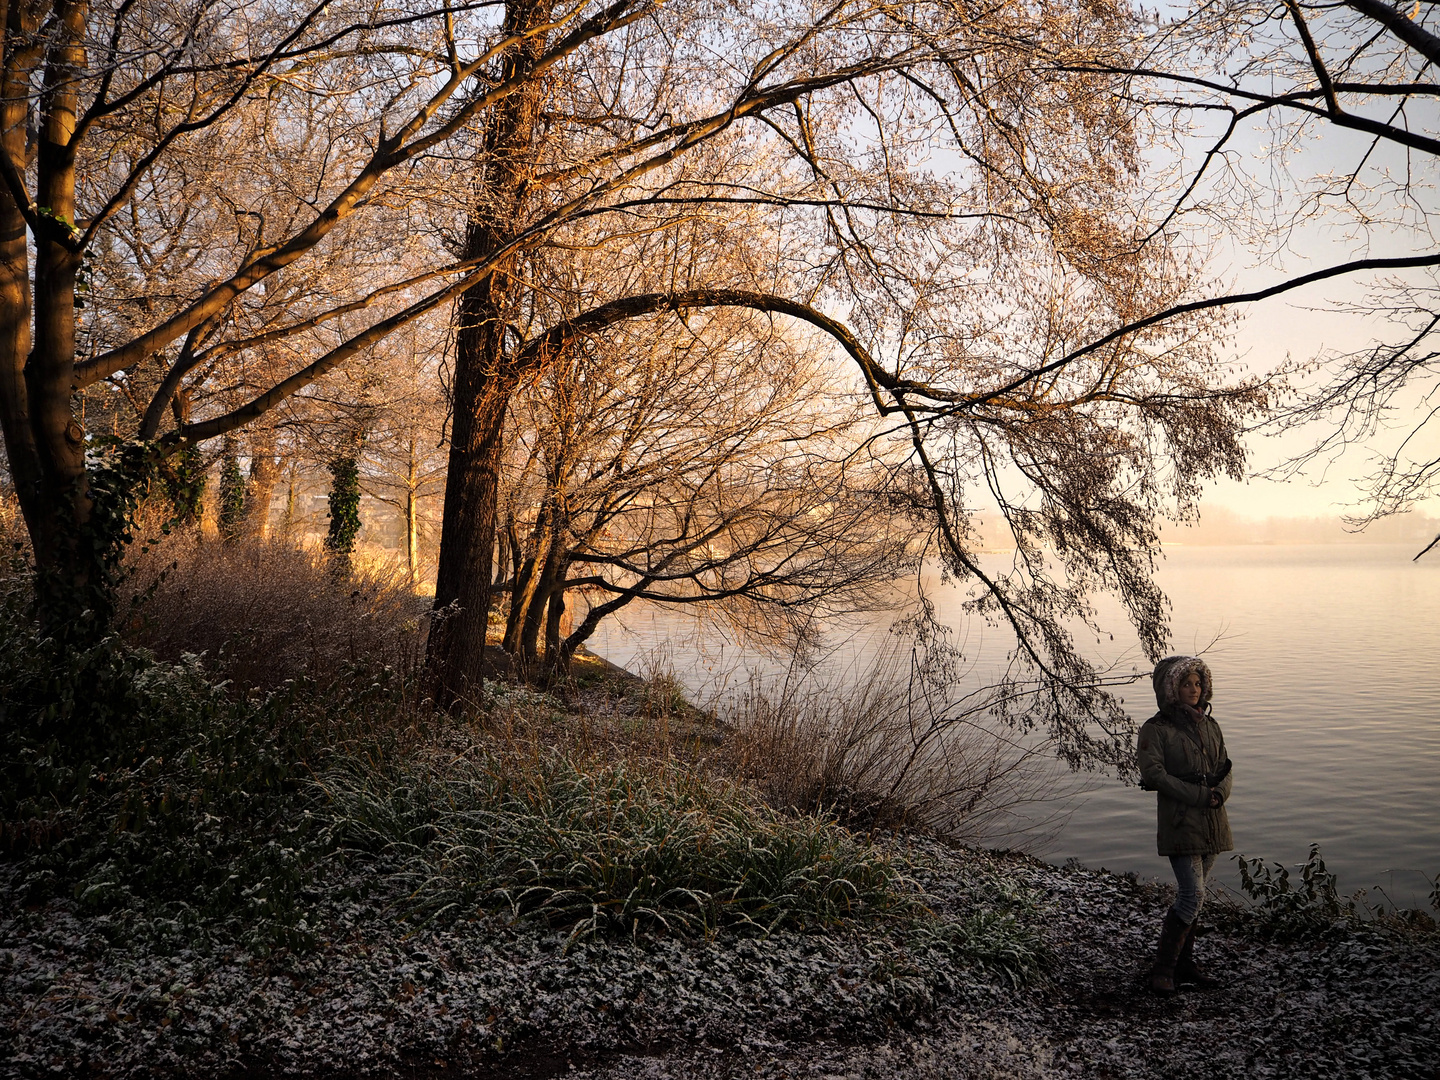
[217,446,244,541]
[158,447,205,527]
[326,454,362,574]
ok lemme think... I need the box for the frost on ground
[3,842,1437,1080]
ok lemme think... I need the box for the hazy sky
[1171,104,1440,523]
[1208,297,1431,521]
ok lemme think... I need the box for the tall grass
[119,527,429,690]
[318,742,906,940]
[723,645,1083,846]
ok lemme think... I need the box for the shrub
[0,578,423,950]
[1234,844,1359,939]
[723,645,1079,845]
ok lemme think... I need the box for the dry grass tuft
[722,646,1082,847]
[118,526,430,691]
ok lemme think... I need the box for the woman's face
[1178,671,1204,707]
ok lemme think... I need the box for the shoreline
[4,639,1436,1080]
[5,839,1436,1079]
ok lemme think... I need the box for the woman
[1136,654,1233,995]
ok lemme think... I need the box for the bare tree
[1,0,664,632]
[496,306,914,677]
[1032,1,1440,540]
[0,0,1268,770]
[360,322,449,583]
[414,0,1272,761]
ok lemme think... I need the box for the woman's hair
[1151,655,1213,709]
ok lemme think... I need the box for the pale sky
[1206,295,1439,521]
[1168,101,1440,524]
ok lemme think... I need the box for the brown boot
[1175,921,1219,989]
[1148,909,1188,995]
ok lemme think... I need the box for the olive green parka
[1136,656,1234,857]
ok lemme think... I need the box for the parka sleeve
[1136,723,1210,807]
[1214,732,1234,806]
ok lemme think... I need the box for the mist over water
[588,544,1440,909]
[1054,544,1440,910]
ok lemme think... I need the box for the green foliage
[1234,844,1356,938]
[217,450,245,540]
[0,583,415,950]
[158,446,206,525]
[32,438,154,643]
[318,747,907,942]
[30,437,210,644]
[904,908,1044,989]
[325,454,362,570]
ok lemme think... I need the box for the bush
[0,576,422,950]
[1234,844,1353,939]
[1235,844,1440,940]
[723,645,1079,845]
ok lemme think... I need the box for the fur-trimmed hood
[1151,655,1213,710]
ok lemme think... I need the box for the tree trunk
[502,501,549,656]
[520,513,566,667]
[541,554,572,678]
[405,446,421,585]
[427,364,518,701]
[425,0,550,704]
[560,580,652,668]
[19,0,96,631]
[218,436,245,540]
[280,462,299,541]
[0,6,40,576]
[325,441,363,575]
[243,429,280,539]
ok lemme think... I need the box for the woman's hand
[1208,791,1223,808]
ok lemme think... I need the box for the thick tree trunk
[0,6,40,570]
[427,360,517,701]
[19,0,95,630]
[424,0,549,703]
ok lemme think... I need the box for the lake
[588,544,1440,910]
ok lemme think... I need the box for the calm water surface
[589,545,1440,908]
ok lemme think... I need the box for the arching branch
[513,288,960,415]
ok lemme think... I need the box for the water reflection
[588,545,1440,910]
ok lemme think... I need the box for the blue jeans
[1169,853,1216,924]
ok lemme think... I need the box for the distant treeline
[1160,507,1440,547]
[956,508,1440,550]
